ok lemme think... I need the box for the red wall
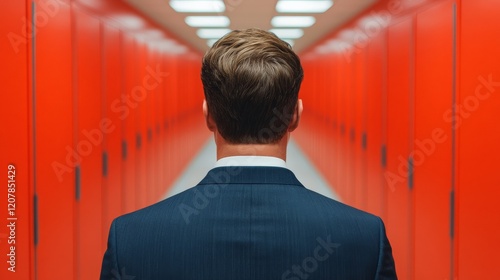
[0,1,208,279]
[295,0,500,279]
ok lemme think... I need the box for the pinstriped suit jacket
[100,167,397,279]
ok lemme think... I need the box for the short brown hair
[201,28,304,144]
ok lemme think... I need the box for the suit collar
[214,156,287,168]
[198,166,304,187]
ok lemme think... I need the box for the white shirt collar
[214,156,287,168]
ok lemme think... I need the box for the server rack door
[143,45,152,207]
[134,42,148,210]
[353,49,367,209]
[320,60,330,174]
[157,55,166,199]
[32,1,75,279]
[101,23,123,250]
[73,9,103,280]
[337,55,349,201]
[414,1,454,278]
[0,1,33,279]
[327,55,339,191]
[333,56,342,194]
[320,61,329,141]
[312,63,321,167]
[386,16,414,280]
[161,55,173,195]
[458,0,500,278]
[188,60,195,115]
[365,32,385,218]
[162,55,176,194]
[345,51,357,205]
[344,55,353,203]
[145,47,157,205]
[166,56,179,189]
[121,34,137,213]
[152,50,163,202]
[344,56,355,205]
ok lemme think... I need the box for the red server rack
[0,2,33,280]
[386,16,413,280]
[458,1,500,279]
[294,0,500,279]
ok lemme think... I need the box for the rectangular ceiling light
[276,0,333,13]
[197,28,232,39]
[113,15,145,30]
[271,16,316,27]
[269,28,304,39]
[207,39,219,47]
[135,29,164,40]
[170,0,225,13]
[154,40,188,54]
[185,16,230,27]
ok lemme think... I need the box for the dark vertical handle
[381,145,387,167]
[408,157,414,190]
[75,166,81,201]
[34,194,39,246]
[122,140,127,160]
[361,132,367,150]
[102,151,108,177]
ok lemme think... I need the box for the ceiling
[123,0,377,54]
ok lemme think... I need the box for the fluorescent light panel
[271,16,316,27]
[315,39,349,54]
[170,0,225,13]
[197,28,232,39]
[156,39,178,48]
[207,39,219,47]
[276,0,334,13]
[154,40,188,54]
[166,45,188,54]
[136,29,164,40]
[269,28,304,39]
[185,16,230,27]
[113,15,145,30]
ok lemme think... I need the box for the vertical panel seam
[450,2,457,280]
[31,2,39,279]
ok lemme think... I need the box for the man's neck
[215,132,289,161]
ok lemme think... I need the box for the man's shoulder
[111,190,191,227]
[299,187,382,223]
[111,167,381,229]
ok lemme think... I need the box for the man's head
[201,28,304,144]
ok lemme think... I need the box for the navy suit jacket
[100,167,397,279]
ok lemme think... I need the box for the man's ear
[203,100,216,132]
[288,99,303,132]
